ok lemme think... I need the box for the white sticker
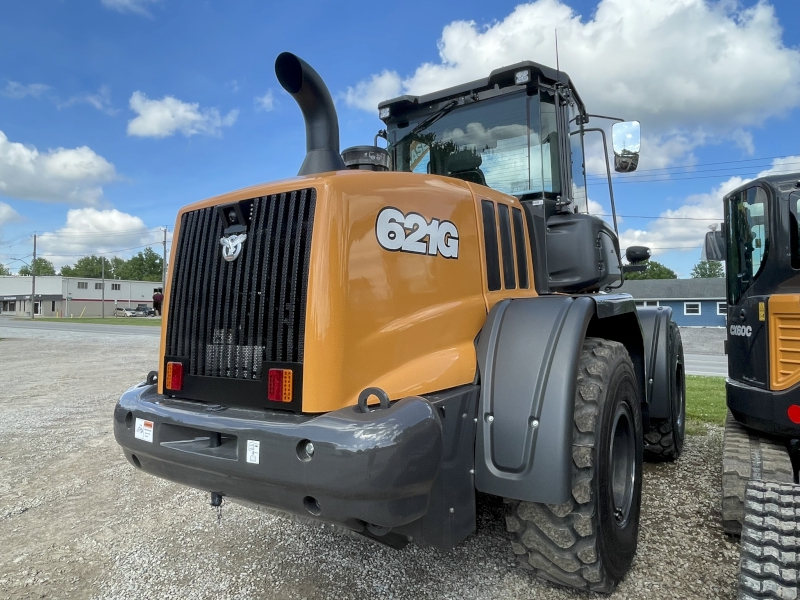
[134,418,154,443]
[246,440,260,464]
[375,207,459,259]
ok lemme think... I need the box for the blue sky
[1,0,799,277]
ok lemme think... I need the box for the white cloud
[38,208,169,269]
[617,155,800,257]
[343,70,402,112]
[345,0,800,166]
[60,85,118,116]
[0,202,22,229]
[254,90,275,112]
[2,81,50,99]
[0,131,116,205]
[101,0,162,17]
[127,92,239,138]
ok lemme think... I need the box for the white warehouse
[0,276,164,318]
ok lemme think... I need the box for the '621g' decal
[376,207,459,259]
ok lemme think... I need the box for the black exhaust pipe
[275,52,346,176]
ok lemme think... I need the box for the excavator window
[726,186,768,304]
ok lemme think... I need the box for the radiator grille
[165,188,316,379]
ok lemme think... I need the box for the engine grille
[165,188,316,380]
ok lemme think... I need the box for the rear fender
[635,306,675,419]
[475,294,645,504]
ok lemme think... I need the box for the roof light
[165,361,183,391]
[268,368,293,403]
[379,106,390,119]
[514,70,530,85]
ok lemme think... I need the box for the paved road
[0,318,160,337]
[685,353,727,377]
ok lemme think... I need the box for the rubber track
[505,339,631,593]
[737,480,800,600]
[722,412,794,535]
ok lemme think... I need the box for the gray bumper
[113,384,443,530]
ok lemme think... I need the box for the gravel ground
[679,327,726,356]
[0,326,739,599]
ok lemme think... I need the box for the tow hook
[357,387,391,413]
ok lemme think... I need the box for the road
[684,353,727,377]
[0,317,160,337]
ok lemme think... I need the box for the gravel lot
[0,326,739,599]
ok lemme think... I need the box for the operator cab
[377,61,642,294]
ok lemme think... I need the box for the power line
[38,243,164,258]
[595,213,719,221]
[587,166,800,186]
[586,160,800,181]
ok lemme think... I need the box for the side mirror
[702,229,726,261]
[612,121,640,173]
[623,245,650,273]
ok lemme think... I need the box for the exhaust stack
[275,52,346,176]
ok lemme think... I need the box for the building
[617,278,726,327]
[0,276,163,318]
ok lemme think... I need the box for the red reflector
[166,362,183,391]
[788,404,800,424]
[268,369,293,402]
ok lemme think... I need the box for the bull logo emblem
[219,233,247,262]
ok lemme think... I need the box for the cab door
[725,186,770,387]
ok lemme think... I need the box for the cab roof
[378,60,586,124]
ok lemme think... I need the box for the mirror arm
[584,126,624,287]
[584,113,624,123]
[583,128,619,238]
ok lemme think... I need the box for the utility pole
[101,256,105,319]
[30,234,36,320]
[162,228,167,290]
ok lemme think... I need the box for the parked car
[134,304,156,317]
[114,307,138,317]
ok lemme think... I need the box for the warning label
[134,418,154,443]
[246,440,260,464]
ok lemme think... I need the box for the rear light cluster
[268,369,293,402]
[165,362,294,404]
[165,362,183,391]
[788,404,800,424]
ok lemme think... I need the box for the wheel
[644,321,685,461]
[505,338,644,593]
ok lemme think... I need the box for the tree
[624,260,678,280]
[18,258,56,276]
[691,260,724,278]
[115,247,163,282]
[0,263,10,276]
[61,255,115,279]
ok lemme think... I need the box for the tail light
[166,362,184,391]
[788,404,800,424]
[268,369,293,402]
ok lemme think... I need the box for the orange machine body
[158,170,536,412]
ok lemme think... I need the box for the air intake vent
[165,188,316,383]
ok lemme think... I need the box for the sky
[1,0,799,278]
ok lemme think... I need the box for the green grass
[685,374,727,435]
[25,317,162,327]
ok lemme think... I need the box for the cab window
[726,186,768,304]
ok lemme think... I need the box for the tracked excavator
[705,175,800,598]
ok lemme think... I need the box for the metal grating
[165,188,316,379]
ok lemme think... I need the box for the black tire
[505,338,644,593]
[644,321,685,461]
